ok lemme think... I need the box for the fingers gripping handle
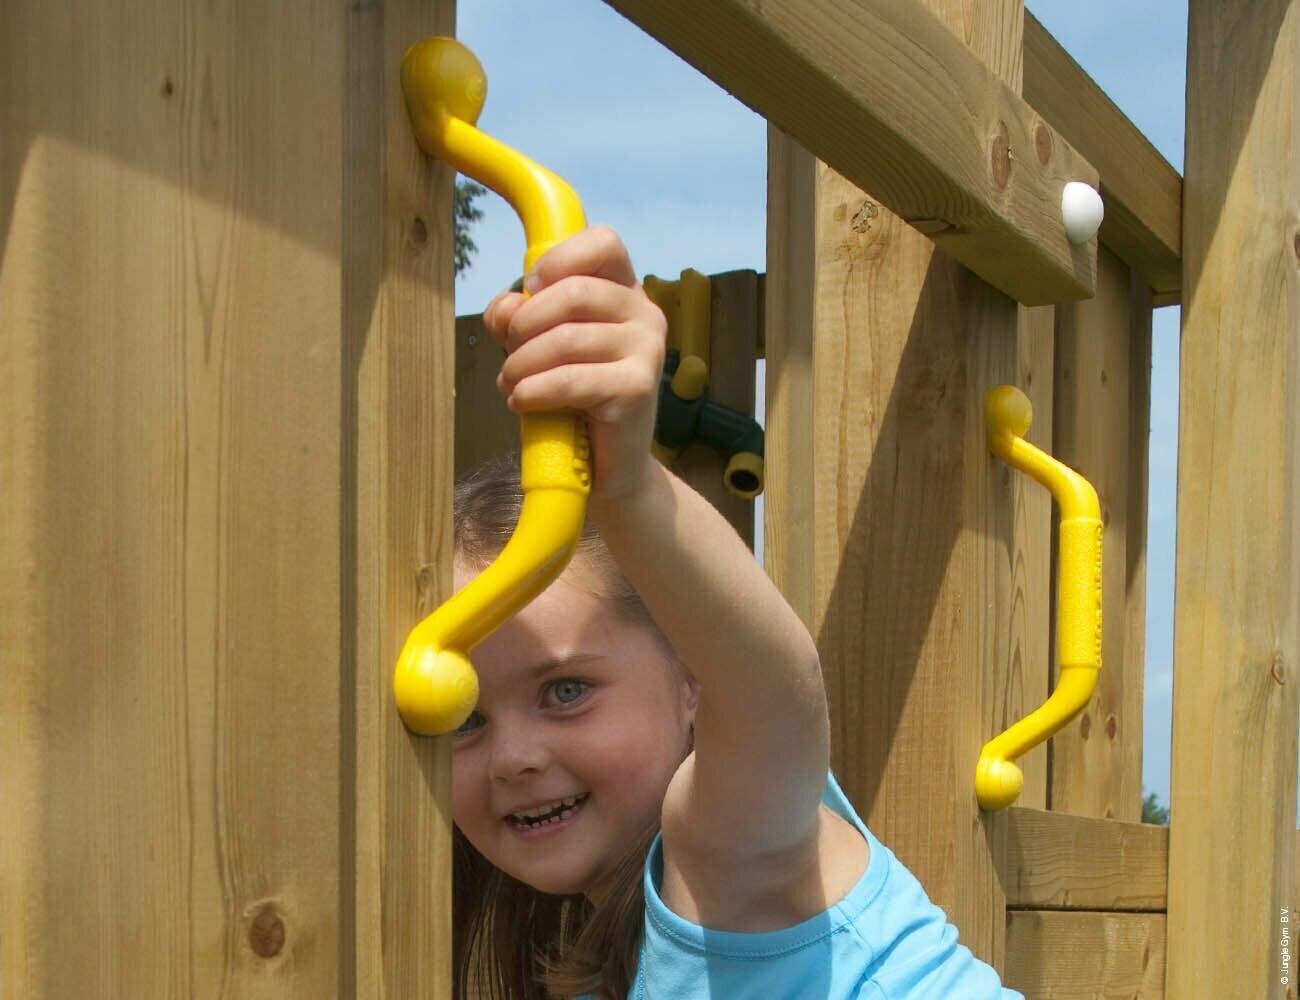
[976,386,1103,810]
[393,37,591,736]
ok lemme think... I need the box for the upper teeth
[515,795,582,819]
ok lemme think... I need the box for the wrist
[588,455,668,522]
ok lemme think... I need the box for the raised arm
[589,459,830,865]
[484,225,834,912]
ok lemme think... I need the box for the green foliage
[1141,789,1170,825]
[454,178,487,277]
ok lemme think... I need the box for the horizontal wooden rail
[1005,911,1166,997]
[1000,807,1168,911]
[1023,13,1183,306]
[604,0,1100,306]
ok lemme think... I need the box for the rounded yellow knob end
[671,354,708,401]
[393,643,480,736]
[985,385,1033,440]
[975,754,1025,811]
[400,37,488,145]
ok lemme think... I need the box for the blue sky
[452,1,1186,813]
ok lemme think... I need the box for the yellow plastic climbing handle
[976,386,1103,810]
[392,37,592,735]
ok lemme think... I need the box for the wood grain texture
[1023,12,1182,303]
[763,130,818,628]
[1004,911,1166,998]
[0,0,455,995]
[999,807,1167,910]
[1169,3,1300,997]
[1050,245,1151,822]
[764,1,1035,974]
[605,0,1099,305]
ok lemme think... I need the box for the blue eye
[550,678,588,705]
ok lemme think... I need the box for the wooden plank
[352,1,457,996]
[1168,3,1300,998]
[605,0,1100,306]
[764,2,1035,975]
[1023,12,1182,303]
[0,0,454,996]
[762,133,818,626]
[1004,911,1166,998]
[1049,245,1150,822]
[999,807,1167,910]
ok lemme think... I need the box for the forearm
[588,459,829,761]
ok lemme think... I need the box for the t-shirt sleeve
[862,847,1024,999]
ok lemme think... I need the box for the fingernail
[524,270,541,295]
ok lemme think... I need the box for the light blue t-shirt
[585,770,1023,999]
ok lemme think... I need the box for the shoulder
[658,798,870,932]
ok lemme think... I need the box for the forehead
[453,559,646,680]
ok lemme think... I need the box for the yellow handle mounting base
[976,386,1103,811]
[394,37,590,736]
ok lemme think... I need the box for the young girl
[450,225,1024,999]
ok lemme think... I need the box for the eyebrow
[523,651,605,680]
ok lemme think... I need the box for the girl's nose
[487,725,551,782]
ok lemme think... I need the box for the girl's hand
[481,226,667,505]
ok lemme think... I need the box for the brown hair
[452,451,686,999]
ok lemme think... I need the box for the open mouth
[506,793,589,831]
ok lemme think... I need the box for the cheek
[451,750,485,827]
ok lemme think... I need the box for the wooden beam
[604,0,1100,306]
[1000,807,1167,911]
[1023,12,1182,304]
[0,0,455,994]
[1005,911,1166,997]
[1168,2,1300,997]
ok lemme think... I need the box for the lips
[505,793,589,829]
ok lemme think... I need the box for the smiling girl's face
[451,558,697,902]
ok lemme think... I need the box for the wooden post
[765,3,1037,973]
[0,1,456,995]
[1168,1,1300,996]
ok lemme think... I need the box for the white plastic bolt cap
[1061,181,1104,245]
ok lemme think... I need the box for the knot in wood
[249,903,286,958]
[1034,123,1052,165]
[991,122,1012,189]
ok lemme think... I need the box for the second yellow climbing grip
[976,385,1103,811]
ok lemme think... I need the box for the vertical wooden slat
[765,2,1034,974]
[1168,2,1299,997]
[763,133,818,628]
[354,2,457,997]
[0,1,455,996]
[1050,245,1151,821]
